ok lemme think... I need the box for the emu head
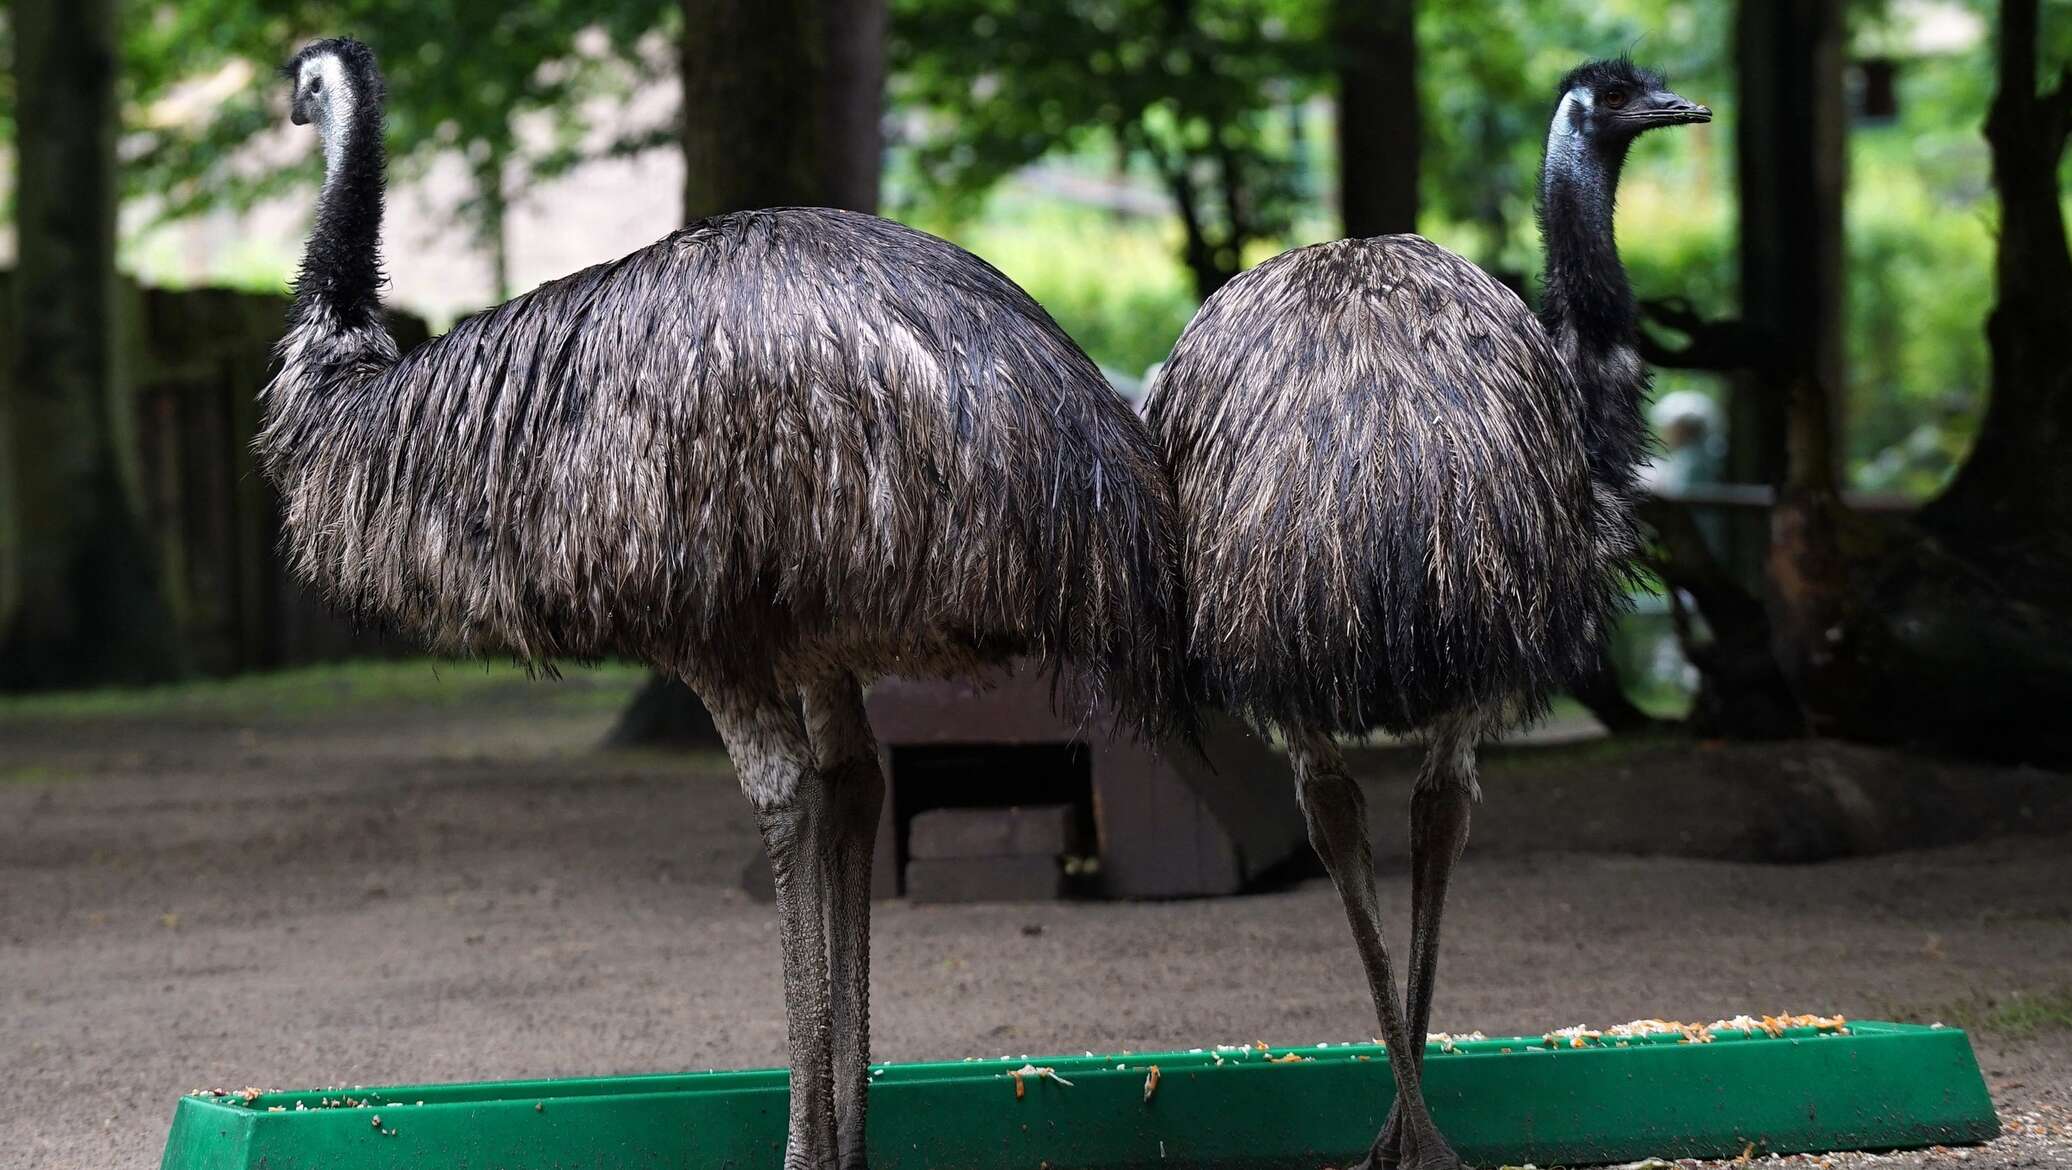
[284,37,383,154]
[1550,59,1710,155]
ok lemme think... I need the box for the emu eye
[1603,89,1627,109]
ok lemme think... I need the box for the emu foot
[1350,1106,1460,1170]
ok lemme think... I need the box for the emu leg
[1288,733,1459,1170]
[803,673,885,1170]
[1376,723,1480,1167]
[706,680,838,1170]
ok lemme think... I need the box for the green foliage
[889,0,1327,296]
[3,0,2044,487]
[1844,29,2006,494]
[916,196,1201,376]
[1918,987,2072,1037]
[113,0,672,253]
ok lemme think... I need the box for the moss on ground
[1910,988,2072,1037]
[0,658,647,723]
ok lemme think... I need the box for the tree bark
[679,0,884,220]
[1919,0,2072,586]
[1767,0,2072,766]
[1723,0,1853,730]
[817,0,887,214]
[1732,0,1848,491]
[1639,497,1804,739]
[680,0,820,220]
[606,671,724,748]
[1334,0,1419,239]
[1567,645,1666,736]
[1,0,186,689]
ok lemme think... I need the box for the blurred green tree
[114,0,673,298]
[889,0,1327,299]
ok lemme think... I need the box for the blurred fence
[2,272,428,677]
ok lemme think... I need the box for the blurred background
[4,0,2070,756]
[5,4,2072,1166]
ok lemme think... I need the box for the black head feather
[1556,57,1666,101]
[283,36,385,98]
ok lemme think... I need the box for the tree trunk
[1334,0,1419,239]
[1639,497,1804,739]
[817,0,887,214]
[0,283,18,637]
[1774,0,2072,766]
[634,0,886,744]
[679,0,884,220]
[606,671,724,748]
[1919,0,2072,588]
[1730,0,1852,730]
[0,0,186,689]
[680,0,820,220]
[1722,0,1849,582]
[1636,0,2072,766]
[1567,644,1666,735]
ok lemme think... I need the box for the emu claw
[1349,1108,1459,1170]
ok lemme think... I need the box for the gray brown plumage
[264,204,1186,734]
[1148,59,1709,1170]
[266,37,1185,1170]
[1149,233,1619,736]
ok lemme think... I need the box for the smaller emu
[267,39,1187,1170]
[1147,60,1708,1169]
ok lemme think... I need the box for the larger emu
[268,39,1186,1170]
[1147,60,1708,1169]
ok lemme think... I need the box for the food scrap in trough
[1545,1012,1849,1049]
[1007,1064,1074,1101]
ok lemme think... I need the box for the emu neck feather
[1536,89,1649,499]
[290,65,393,354]
[1538,91,1632,357]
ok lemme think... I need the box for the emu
[266,39,1186,1170]
[1147,60,1708,1169]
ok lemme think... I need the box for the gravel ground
[2,676,2068,1169]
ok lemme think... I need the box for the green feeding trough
[161,1020,1996,1170]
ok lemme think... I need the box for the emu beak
[1632,90,1712,127]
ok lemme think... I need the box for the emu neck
[294,91,389,338]
[1539,107,1648,494]
[262,82,399,488]
[1539,129,1635,357]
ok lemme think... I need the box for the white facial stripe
[300,54,356,175]
[1547,87,1590,163]
[1556,86,1594,131]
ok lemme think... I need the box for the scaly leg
[1376,717,1480,1167]
[703,675,837,1170]
[1288,730,1459,1170]
[802,672,885,1170]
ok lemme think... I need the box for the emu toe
[1353,1113,1460,1170]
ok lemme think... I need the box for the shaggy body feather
[267,38,1190,1169]
[1150,235,1619,735]
[262,206,1186,733]
[1148,60,1706,1170]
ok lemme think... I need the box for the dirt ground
[3,669,2069,1170]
